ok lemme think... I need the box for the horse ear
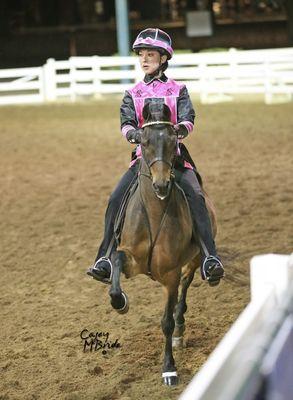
[142,103,150,120]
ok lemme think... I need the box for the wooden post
[43,58,56,101]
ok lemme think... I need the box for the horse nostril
[162,181,170,190]
[153,182,159,192]
[153,181,169,191]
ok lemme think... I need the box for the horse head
[141,102,177,200]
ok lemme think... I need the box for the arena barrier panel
[179,253,293,400]
[0,48,293,105]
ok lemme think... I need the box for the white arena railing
[0,48,293,105]
[0,66,44,105]
[179,253,293,400]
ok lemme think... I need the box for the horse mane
[142,102,171,123]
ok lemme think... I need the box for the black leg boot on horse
[176,168,224,286]
[87,164,138,284]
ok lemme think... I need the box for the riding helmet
[132,28,173,60]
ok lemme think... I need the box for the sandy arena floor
[0,99,292,400]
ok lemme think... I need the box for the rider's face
[138,49,167,75]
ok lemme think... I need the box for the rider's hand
[126,128,143,144]
[174,124,188,139]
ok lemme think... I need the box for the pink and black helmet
[132,28,173,60]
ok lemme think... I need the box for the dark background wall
[0,0,292,68]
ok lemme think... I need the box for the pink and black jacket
[120,74,196,169]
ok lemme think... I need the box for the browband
[142,121,174,128]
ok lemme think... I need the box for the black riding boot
[87,164,138,284]
[188,193,224,285]
[87,201,118,283]
[176,168,224,285]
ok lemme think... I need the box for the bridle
[142,121,174,128]
[138,120,177,277]
[140,121,177,177]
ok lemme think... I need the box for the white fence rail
[179,253,293,400]
[0,48,293,105]
[0,67,44,105]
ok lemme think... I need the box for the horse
[109,102,217,386]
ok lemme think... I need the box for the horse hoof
[172,336,184,348]
[162,372,178,386]
[115,291,129,314]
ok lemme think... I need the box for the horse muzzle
[152,180,171,200]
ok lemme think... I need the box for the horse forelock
[143,102,171,123]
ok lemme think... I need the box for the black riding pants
[174,168,217,259]
[95,163,138,261]
[95,164,216,262]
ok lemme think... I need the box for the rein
[139,156,174,179]
[140,120,177,177]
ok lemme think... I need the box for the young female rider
[87,28,224,286]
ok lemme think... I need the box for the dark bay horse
[109,102,217,386]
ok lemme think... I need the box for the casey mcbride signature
[80,329,121,354]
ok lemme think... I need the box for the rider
[87,28,224,285]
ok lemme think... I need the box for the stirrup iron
[202,255,224,281]
[87,256,113,285]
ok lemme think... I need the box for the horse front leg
[161,275,180,386]
[173,255,200,348]
[173,272,195,348]
[109,250,129,314]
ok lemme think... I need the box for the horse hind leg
[173,254,200,348]
[109,250,129,314]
